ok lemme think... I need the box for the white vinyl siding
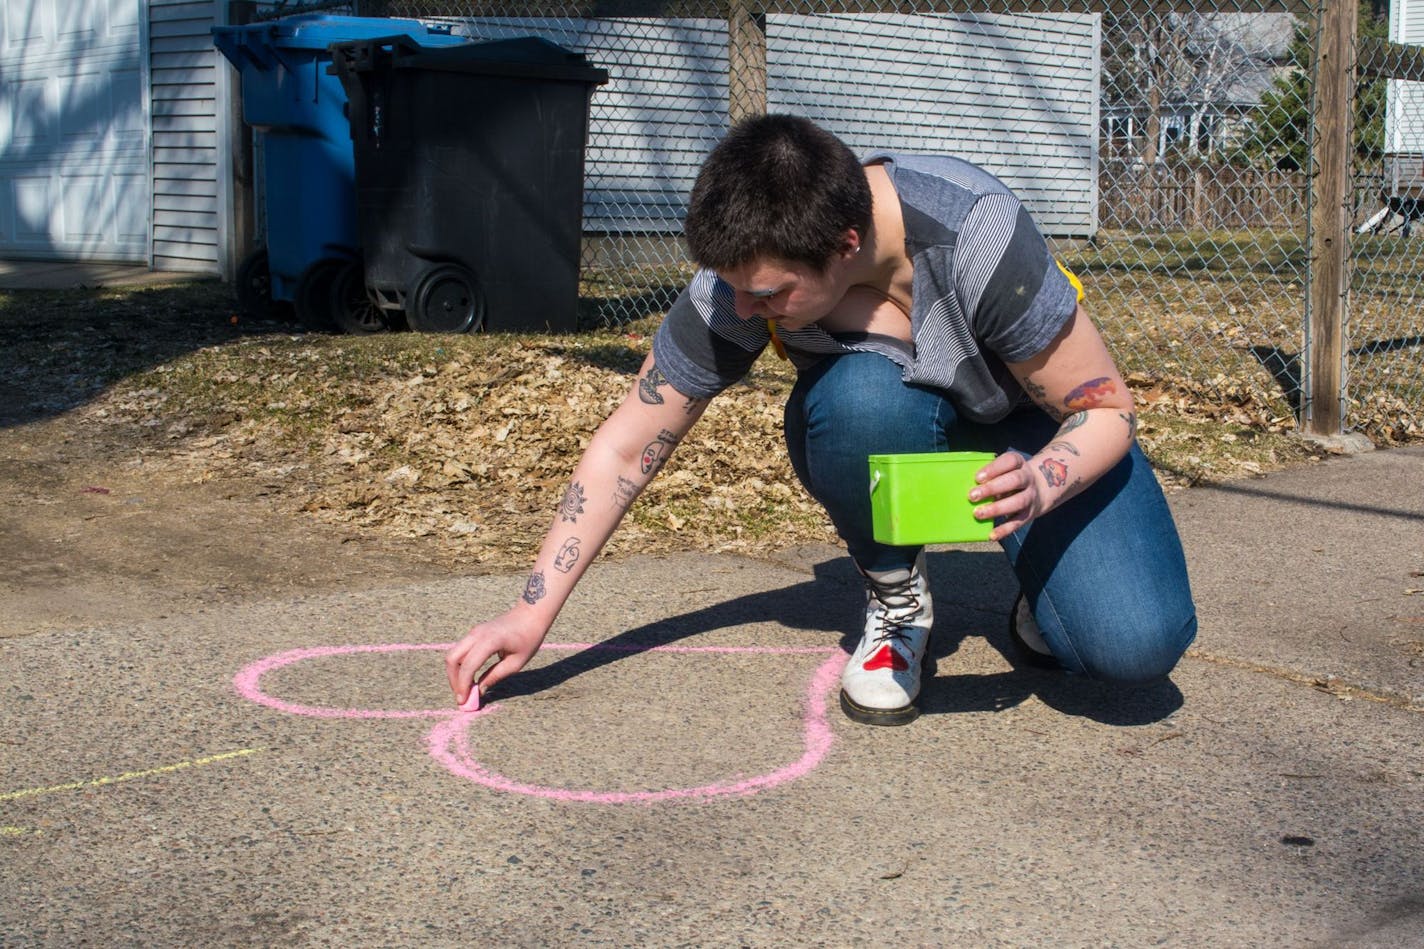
[443,13,1099,239]
[148,0,222,272]
[441,17,728,234]
[1387,0,1424,158]
[767,13,1100,238]
[447,13,1099,240]
[0,0,149,262]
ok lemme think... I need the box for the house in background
[1099,12,1296,164]
[0,1,1099,282]
[1385,0,1424,193]
[0,0,243,277]
[450,11,1101,240]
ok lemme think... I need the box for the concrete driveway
[2,448,1422,945]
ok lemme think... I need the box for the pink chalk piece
[233,640,847,804]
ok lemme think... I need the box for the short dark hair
[684,114,872,273]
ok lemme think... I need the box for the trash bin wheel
[235,247,295,322]
[293,258,347,332]
[407,264,484,334]
[329,260,391,335]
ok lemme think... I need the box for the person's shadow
[489,550,1184,727]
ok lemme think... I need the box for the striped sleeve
[651,269,769,400]
[954,193,1078,364]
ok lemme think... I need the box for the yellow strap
[1056,259,1085,303]
[767,320,788,360]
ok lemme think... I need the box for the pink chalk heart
[233,641,846,803]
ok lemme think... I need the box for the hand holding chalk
[445,610,547,715]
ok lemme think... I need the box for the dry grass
[1062,229,1424,446]
[12,231,1421,572]
[2,269,1367,573]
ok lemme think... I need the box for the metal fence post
[1305,0,1357,436]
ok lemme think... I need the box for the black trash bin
[212,15,463,331]
[330,35,608,333]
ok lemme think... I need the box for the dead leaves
[78,335,833,568]
[70,312,1408,572]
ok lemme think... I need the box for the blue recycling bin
[213,14,465,330]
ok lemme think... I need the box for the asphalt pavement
[3,439,1422,946]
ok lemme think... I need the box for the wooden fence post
[728,1,767,123]
[1305,0,1357,436]
[1193,166,1208,229]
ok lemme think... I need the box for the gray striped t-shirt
[651,151,1079,423]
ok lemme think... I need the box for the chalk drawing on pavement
[0,748,261,805]
[234,642,846,804]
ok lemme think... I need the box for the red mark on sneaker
[863,645,908,672]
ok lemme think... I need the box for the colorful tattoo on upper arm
[638,364,669,404]
[1064,376,1117,411]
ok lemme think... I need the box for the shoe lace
[866,574,922,647]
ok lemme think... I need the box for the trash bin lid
[223,13,457,51]
[334,35,609,85]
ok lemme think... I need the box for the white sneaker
[1009,591,1063,670]
[840,552,933,726]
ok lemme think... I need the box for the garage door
[0,0,149,262]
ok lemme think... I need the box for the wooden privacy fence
[1099,162,1309,231]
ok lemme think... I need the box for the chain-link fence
[1351,0,1424,443]
[247,0,1423,443]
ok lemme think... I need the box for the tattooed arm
[445,350,709,706]
[969,304,1137,541]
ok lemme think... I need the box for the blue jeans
[783,352,1197,683]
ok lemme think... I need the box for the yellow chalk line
[0,748,261,804]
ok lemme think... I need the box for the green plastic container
[868,452,996,545]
